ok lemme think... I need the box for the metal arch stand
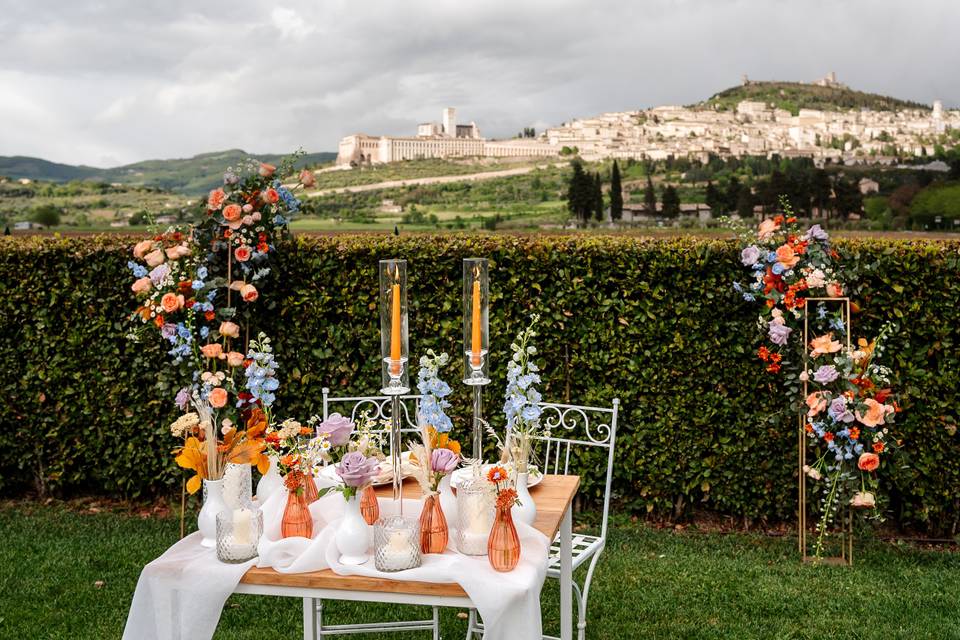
[799,297,854,566]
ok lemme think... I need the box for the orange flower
[161,292,184,314]
[174,436,207,494]
[848,427,860,441]
[758,218,779,239]
[487,465,508,484]
[241,283,259,302]
[823,432,834,442]
[200,343,224,359]
[223,204,242,222]
[805,392,827,417]
[858,452,880,472]
[757,346,770,361]
[810,333,842,357]
[856,398,894,427]
[208,188,227,210]
[775,244,800,269]
[873,442,885,454]
[496,487,519,510]
[209,387,228,408]
[259,162,276,177]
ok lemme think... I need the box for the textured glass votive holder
[216,507,263,563]
[456,476,495,556]
[374,515,421,572]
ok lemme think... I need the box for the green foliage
[609,161,623,221]
[909,182,960,226]
[660,185,680,218]
[30,203,62,228]
[1,235,958,533]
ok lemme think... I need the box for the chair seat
[546,533,604,576]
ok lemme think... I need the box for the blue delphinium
[244,333,280,408]
[416,350,453,433]
[503,314,542,431]
[127,261,148,278]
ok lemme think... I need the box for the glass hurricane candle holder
[222,462,253,510]
[216,506,263,563]
[374,515,421,572]
[379,259,410,395]
[455,476,495,556]
[462,258,490,385]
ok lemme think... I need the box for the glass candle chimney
[462,258,490,385]
[379,259,410,395]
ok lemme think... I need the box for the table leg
[560,505,572,640]
[302,597,316,640]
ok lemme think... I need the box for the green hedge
[1,234,958,532]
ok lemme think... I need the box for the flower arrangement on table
[735,204,900,560]
[485,465,522,572]
[501,314,543,475]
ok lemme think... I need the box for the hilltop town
[337,74,959,167]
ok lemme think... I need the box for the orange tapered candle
[471,272,481,366]
[390,270,401,375]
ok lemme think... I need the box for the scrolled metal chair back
[321,388,422,458]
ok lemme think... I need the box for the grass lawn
[1,504,958,639]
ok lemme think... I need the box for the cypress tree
[593,173,604,222]
[661,185,681,218]
[567,160,590,223]
[644,175,657,216]
[609,160,623,221]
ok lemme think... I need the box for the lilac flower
[174,387,192,411]
[807,224,829,241]
[768,322,792,346]
[161,323,177,340]
[336,452,380,488]
[430,448,459,473]
[813,365,839,384]
[149,263,170,286]
[828,397,855,423]
[740,245,761,267]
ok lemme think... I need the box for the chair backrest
[321,387,422,458]
[533,399,620,540]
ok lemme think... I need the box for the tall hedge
[1,234,958,532]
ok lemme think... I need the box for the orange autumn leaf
[228,440,265,465]
[256,452,271,475]
[246,408,268,438]
[174,436,207,495]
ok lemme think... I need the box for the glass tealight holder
[455,475,495,556]
[374,515,421,572]
[216,506,263,563]
[222,462,253,510]
[462,258,491,385]
[379,259,410,395]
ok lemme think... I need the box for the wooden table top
[239,474,580,597]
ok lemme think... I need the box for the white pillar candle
[379,529,414,570]
[233,508,252,545]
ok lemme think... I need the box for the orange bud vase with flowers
[486,466,521,572]
[281,471,313,539]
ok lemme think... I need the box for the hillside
[696,81,930,115]
[0,149,336,195]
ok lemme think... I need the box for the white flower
[170,412,199,437]
[803,465,822,481]
[277,418,302,440]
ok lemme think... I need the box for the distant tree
[832,175,863,219]
[566,160,593,224]
[593,173,604,222]
[736,188,754,218]
[704,180,723,214]
[724,176,742,214]
[643,176,657,216]
[810,169,832,218]
[609,161,623,221]
[661,185,681,218]
[31,204,61,228]
[3,225,9,236]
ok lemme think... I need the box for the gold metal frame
[798,297,854,565]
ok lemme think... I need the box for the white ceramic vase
[438,474,458,528]
[199,478,227,548]
[511,472,536,527]
[336,493,371,565]
[256,456,283,503]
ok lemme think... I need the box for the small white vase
[199,478,227,548]
[438,474,458,527]
[256,456,283,503]
[511,472,536,527]
[335,493,371,565]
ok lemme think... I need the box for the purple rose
[149,263,170,286]
[740,245,761,267]
[828,397,854,423]
[335,451,380,488]
[430,448,459,474]
[768,322,792,346]
[813,365,839,384]
[174,387,191,411]
[318,413,355,447]
[161,323,177,340]
[807,224,828,241]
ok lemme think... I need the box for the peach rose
[208,387,228,408]
[259,162,276,177]
[262,188,280,204]
[208,188,227,210]
[219,321,240,339]
[810,333,842,357]
[223,204,242,222]
[850,491,876,508]
[133,240,154,259]
[165,244,191,260]
[758,218,779,240]
[241,215,254,226]
[856,398,894,427]
[160,292,184,314]
[805,391,828,417]
[144,249,165,267]
[131,277,152,294]
[200,343,224,359]
[299,169,316,187]
[226,351,245,367]
[857,452,880,472]
[234,246,252,262]
[251,211,262,222]
[228,280,245,291]
[775,244,799,269]
[826,282,844,298]
[241,283,258,302]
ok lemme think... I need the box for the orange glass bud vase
[281,472,313,539]
[419,494,448,554]
[360,484,380,525]
[304,473,319,504]
[488,504,520,572]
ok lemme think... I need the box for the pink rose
[208,188,227,211]
[299,169,316,188]
[144,249,165,268]
[262,188,280,204]
[317,413,355,446]
[241,215,254,226]
[226,351,245,367]
[219,321,240,339]
[252,212,262,222]
[242,203,253,213]
[758,218,779,240]
[229,280,245,291]
[208,387,228,409]
[131,277,152,294]
[810,333,842,357]
[826,282,844,298]
[335,451,380,488]
[165,244,191,260]
[133,240,154,259]
[234,246,252,262]
[200,343,224,359]
[160,292,184,314]
[241,283,258,302]
[259,162,276,177]
[223,204,242,222]
[430,448,459,474]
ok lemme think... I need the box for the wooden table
[236,474,580,640]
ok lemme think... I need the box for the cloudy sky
[1,0,957,166]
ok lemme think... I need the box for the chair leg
[576,552,603,640]
[465,608,481,639]
[303,598,319,640]
[432,606,440,640]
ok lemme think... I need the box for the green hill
[0,149,336,195]
[695,81,930,115]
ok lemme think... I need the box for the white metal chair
[465,399,620,640]
[302,389,440,640]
